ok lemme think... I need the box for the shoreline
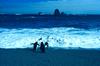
[0,47,100,50]
[0,48,100,66]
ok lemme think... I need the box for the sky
[0,0,100,14]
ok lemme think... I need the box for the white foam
[0,27,100,49]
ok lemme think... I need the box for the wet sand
[0,48,100,66]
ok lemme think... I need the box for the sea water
[0,15,100,49]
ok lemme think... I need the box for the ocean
[0,14,100,49]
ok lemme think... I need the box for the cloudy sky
[0,0,100,14]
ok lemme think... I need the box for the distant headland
[0,9,100,16]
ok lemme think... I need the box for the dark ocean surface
[0,15,100,29]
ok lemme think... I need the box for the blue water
[0,15,100,29]
[0,15,100,49]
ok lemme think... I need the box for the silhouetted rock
[61,12,66,16]
[54,9,60,16]
[38,12,42,15]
